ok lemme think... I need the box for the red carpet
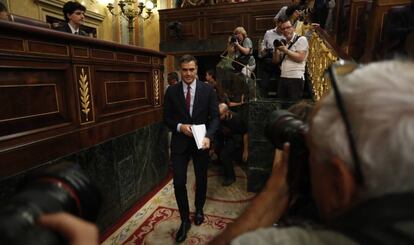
[102,164,255,245]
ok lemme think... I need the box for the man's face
[205,73,212,82]
[180,61,197,85]
[67,10,85,27]
[281,21,294,41]
[235,32,244,42]
[0,11,8,21]
[167,77,177,86]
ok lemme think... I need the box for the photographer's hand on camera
[38,212,99,245]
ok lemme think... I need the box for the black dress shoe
[194,210,204,226]
[175,220,191,243]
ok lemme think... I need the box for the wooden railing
[307,27,351,100]
[0,21,165,178]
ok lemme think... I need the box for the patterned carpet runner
[102,163,255,245]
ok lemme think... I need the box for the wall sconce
[106,0,156,44]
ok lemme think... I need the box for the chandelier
[106,0,156,21]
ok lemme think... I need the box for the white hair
[310,60,414,200]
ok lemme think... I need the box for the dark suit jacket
[164,80,219,154]
[54,23,88,36]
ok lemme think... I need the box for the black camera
[230,34,238,43]
[273,38,287,48]
[0,161,101,245]
[265,110,317,219]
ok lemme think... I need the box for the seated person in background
[55,1,87,36]
[216,103,248,186]
[285,4,305,35]
[274,0,304,21]
[167,71,179,86]
[0,2,9,21]
[210,59,414,245]
[273,17,308,104]
[166,71,179,92]
[258,16,285,97]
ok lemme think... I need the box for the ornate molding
[307,30,338,101]
[152,69,160,106]
[75,66,95,124]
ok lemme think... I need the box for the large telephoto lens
[0,161,101,245]
[265,110,308,150]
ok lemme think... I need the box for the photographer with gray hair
[210,59,414,245]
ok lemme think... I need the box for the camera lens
[0,161,101,245]
[265,110,308,149]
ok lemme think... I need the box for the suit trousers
[171,142,209,221]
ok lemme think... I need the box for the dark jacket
[54,23,88,36]
[163,80,219,154]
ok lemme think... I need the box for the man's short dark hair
[63,1,86,22]
[0,2,8,12]
[179,54,198,66]
[278,16,289,24]
[285,4,300,18]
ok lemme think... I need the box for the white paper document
[191,124,206,149]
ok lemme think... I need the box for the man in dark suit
[54,1,87,36]
[164,54,219,243]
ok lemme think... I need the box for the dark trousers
[171,142,209,222]
[215,136,243,181]
[277,77,304,101]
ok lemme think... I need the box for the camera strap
[280,35,301,64]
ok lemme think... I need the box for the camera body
[230,34,238,43]
[273,38,287,48]
[0,161,101,245]
[265,110,316,219]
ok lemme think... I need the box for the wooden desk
[0,21,165,178]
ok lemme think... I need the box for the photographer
[229,27,256,78]
[209,60,414,245]
[272,17,308,103]
[258,17,285,97]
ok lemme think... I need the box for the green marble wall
[0,122,169,231]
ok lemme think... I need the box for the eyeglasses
[281,25,293,31]
[327,60,364,186]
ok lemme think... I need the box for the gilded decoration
[79,68,91,121]
[307,30,338,101]
[153,69,160,106]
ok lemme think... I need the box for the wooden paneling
[0,20,165,178]
[361,0,411,62]
[345,0,368,60]
[27,41,69,56]
[0,37,25,52]
[159,0,290,53]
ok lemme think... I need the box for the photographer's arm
[38,212,99,245]
[209,144,291,245]
[235,42,251,56]
[277,46,307,63]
